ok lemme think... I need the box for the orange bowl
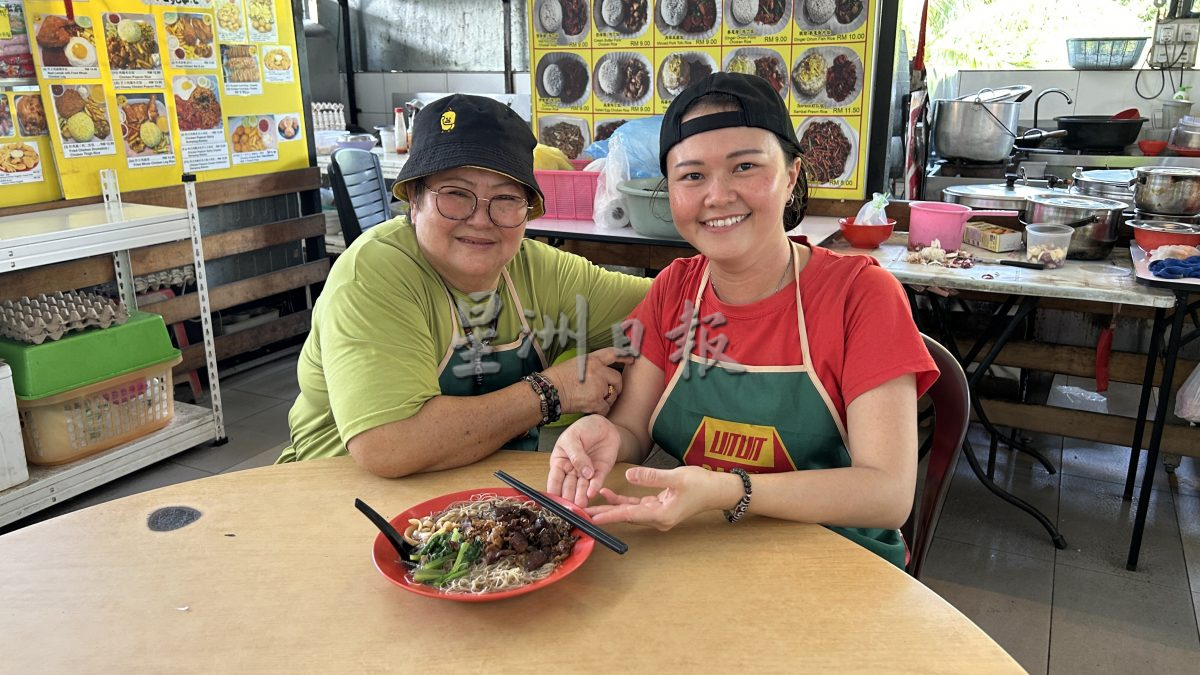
[838,217,896,249]
[1138,139,1167,156]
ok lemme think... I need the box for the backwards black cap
[394,94,545,220]
[659,72,802,175]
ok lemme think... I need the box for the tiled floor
[4,354,1200,674]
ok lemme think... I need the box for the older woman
[280,94,650,477]
[546,74,938,567]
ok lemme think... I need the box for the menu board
[529,0,876,200]
[0,89,64,205]
[0,0,306,204]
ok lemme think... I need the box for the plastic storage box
[0,312,181,466]
[1066,38,1147,70]
[535,169,600,220]
[0,362,29,491]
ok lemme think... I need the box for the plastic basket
[535,169,599,220]
[18,356,180,466]
[1066,38,1147,70]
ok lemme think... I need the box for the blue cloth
[1149,256,1200,279]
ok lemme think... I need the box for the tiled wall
[956,69,1200,128]
[352,71,533,130]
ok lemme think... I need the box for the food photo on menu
[0,1,35,79]
[595,117,627,141]
[796,0,866,33]
[247,0,278,38]
[33,14,99,73]
[539,115,590,159]
[791,45,863,108]
[593,52,652,107]
[228,115,278,159]
[659,51,715,100]
[276,114,302,140]
[797,116,856,185]
[725,47,787,99]
[593,0,650,35]
[657,0,720,36]
[0,141,40,176]
[173,76,223,132]
[263,46,293,75]
[103,13,161,72]
[221,44,261,84]
[726,0,789,32]
[164,12,215,67]
[117,93,172,156]
[215,0,247,41]
[536,52,590,106]
[0,97,12,137]
[51,84,114,147]
[536,0,590,41]
[14,94,49,136]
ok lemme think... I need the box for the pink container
[907,201,1019,251]
[534,169,600,220]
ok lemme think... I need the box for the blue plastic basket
[1066,38,1148,70]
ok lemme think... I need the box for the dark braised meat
[755,0,787,24]
[799,121,851,183]
[557,57,589,103]
[595,119,627,141]
[620,59,649,101]
[754,56,785,94]
[543,121,586,159]
[55,89,86,118]
[618,0,648,33]
[680,0,717,34]
[825,54,857,103]
[479,502,578,572]
[561,0,588,36]
[835,0,863,24]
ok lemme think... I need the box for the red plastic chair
[903,334,970,579]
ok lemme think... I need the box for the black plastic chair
[329,147,391,247]
[902,334,970,579]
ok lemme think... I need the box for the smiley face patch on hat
[440,109,456,132]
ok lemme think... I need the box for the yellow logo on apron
[683,416,795,472]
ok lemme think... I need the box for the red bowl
[1129,219,1200,251]
[1138,139,1167,156]
[838,217,896,249]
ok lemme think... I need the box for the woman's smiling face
[664,118,801,263]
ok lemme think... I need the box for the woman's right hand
[547,414,622,508]
[543,347,633,415]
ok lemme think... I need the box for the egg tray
[0,291,130,345]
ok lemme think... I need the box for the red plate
[371,487,595,602]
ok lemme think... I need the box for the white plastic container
[0,362,30,491]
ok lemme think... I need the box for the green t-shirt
[278,217,652,462]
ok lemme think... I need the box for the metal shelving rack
[0,173,226,528]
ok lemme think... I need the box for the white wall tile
[408,72,449,93]
[354,72,386,113]
[357,112,391,131]
[447,72,505,93]
[382,73,410,113]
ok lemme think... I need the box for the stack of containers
[1128,166,1200,252]
[0,311,181,466]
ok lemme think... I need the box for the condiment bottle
[394,107,409,154]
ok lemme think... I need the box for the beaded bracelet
[723,468,753,524]
[523,372,561,426]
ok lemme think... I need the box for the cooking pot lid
[1073,168,1134,186]
[1133,166,1200,178]
[955,85,1033,103]
[1027,194,1128,210]
[1127,219,1200,234]
[942,183,1052,204]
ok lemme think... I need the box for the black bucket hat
[659,72,802,175]
[393,94,545,220]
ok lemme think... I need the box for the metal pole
[502,0,514,94]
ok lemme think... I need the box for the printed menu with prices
[8,0,308,203]
[528,0,876,200]
[0,90,63,204]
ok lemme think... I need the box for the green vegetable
[410,527,486,588]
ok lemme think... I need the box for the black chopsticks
[494,470,628,555]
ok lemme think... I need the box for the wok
[1054,115,1147,152]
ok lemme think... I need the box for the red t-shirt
[630,241,939,427]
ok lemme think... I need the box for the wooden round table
[0,452,1022,672]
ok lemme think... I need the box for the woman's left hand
[585,466,740,531]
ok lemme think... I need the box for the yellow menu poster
[530,0,876,200]
[0,89,64,206]
[19,0,306,200]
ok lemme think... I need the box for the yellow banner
[15,0,306,201]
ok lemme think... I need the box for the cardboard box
[963,221,1024,252]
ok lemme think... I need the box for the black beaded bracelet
[723,468,753,524]
[523,372,561,426]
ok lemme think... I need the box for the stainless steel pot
[941,181,1062,218]
[1024,194,1126,259]
[1071,168,1135,208]
[1130,166,1200,215]
[934,99,1021,162]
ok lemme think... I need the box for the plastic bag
[581,138,610,160]
[1175,364,1200,423]
[593,116,663,230]
[854,192,892,225]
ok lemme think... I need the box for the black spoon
[354,498,418,568]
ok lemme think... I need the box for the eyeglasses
[426,186,531,228]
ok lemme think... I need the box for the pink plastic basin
[908,201,1019,251]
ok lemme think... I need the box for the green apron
[649,243,905,568]
[437,269,547,451]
